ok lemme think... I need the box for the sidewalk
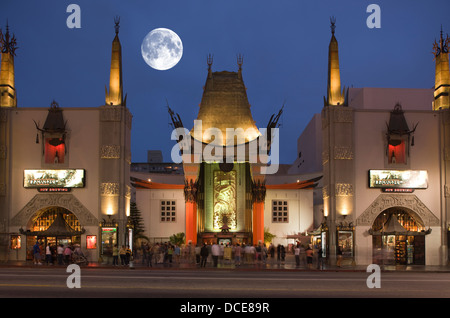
[2,254,450,272]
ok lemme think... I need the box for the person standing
[64,245,72,264]
[337,245,343,267]
[200,243,209,267]
[57,244,64,265]
[306,245,314,269]
[119,245,127,266]
[234,243,242,266]
[33,241,41,265]
[211,242,220,267]
[45,244,53,265]
[317,247,324,270]
[112,244,119,266]
[294,243,300,267]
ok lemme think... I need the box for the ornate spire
[105,16,125,106]
[433,26,450,110]
[0,21,18,56]
[237,53,243,79]
[330,16,336,35]
[325,17,346,106]
[0,21,17,107]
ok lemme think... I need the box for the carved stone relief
[100,183,119,196]
[356,194,440,227]
[101,145,120,159]
[10,194,98,227]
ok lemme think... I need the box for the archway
[21,206,84,261]
[370,207,428,265]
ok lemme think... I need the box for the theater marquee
[24,169,85,188]
[369,170,428,189]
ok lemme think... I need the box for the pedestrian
[174,244,181,264]
[33,241,41,265]
[57,244,64,265]
[141,242,147,265]
[280,245,286,263]
[200,243,209,267]
[294,243,300,267]
[306,245,314,269]
[337,245,343,267]
[45,243,53,265]
[269,243,275,258]
[64,245,72,264]
[317,247,323,270]
[276,244,281,261]
[112,244,119,266]
[211,242,220,267]
[195,244,201,265]
[125,245,132,265]
[119,245,127,265]
[261,243,268,264]
[234,243,242,266]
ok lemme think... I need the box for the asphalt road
[0,267,449,298]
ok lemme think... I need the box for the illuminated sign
[369,170,428,189]
[24,169,85,188]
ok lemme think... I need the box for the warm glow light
[106,207,114,215]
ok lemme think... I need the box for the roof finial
[330,16,336,35]
[114,16,120,35]
[207,53,213,69]
[0,21,18,56]
[237,53,243,70]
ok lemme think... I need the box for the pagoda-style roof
[192,61,260,146]
[20,212,84,237]
[369,214,431,236]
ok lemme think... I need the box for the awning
[368,214,431,236]
[20,212,85,237]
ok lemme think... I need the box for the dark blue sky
[1,0,449,164]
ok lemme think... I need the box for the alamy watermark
[66,264,81,288]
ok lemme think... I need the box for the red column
[185,201,197,245]
[252,201,264,244]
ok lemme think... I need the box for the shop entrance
[21,206,84,261]
[371,208,427,265]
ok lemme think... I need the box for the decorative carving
[10,194,98,227]
[356,194,440,227]
[101,145,120,159]
[100,183,119,196]
[334,108,353,123]
[322,185,329,199]
[335,183,354,196]
[334,146,353,160]
[184,179,198,203]
[100,106,122,122]
[214,171,237,230]
[252,179,266,203]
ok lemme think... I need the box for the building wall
[136,188,186,242]
[353,108,442,265]
[264,189,314,246]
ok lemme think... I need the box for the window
[44,137,65,164]
[161,200,176,222]
[272,200,288,223]
[388,138,406,164]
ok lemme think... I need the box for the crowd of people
[32,241,87,266]
[114,241,325,269]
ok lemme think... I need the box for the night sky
[1,0,449,164]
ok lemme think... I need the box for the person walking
[64,245,72,264]
[125,245,132,265]
[200,243,209,267]
[337,245,343,267]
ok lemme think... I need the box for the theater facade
[0,21,132,262]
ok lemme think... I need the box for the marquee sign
[369,170,428,189]
[24,169,85,188]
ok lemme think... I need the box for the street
[0,267,449,299]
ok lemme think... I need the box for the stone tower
[99,17,132,246]
[433,27,450,110]
[321,18,354,264]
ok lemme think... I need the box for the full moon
[141,28,183,71]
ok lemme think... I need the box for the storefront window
[337,231,353,257]
[10,235,21,249]
[101,227,117,256]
